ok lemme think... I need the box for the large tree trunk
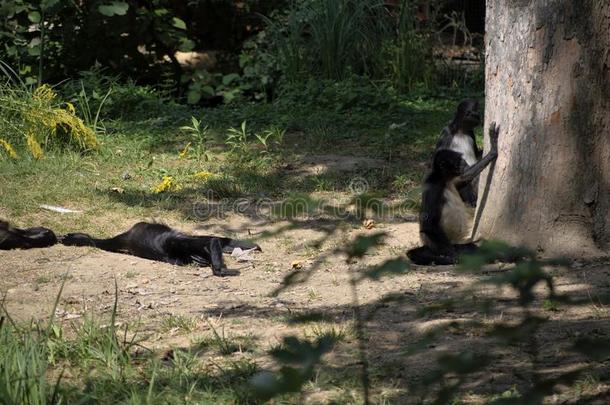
[474,1,610,257]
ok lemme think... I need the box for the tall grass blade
[0,60,27,89]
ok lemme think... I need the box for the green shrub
[0,82,99,160]
[59,69,181,121]
[0,1,193,84]
[264,0,391,82]
[386,0,437,92]
[239,30,281,101]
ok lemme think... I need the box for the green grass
[0,289,266,404]
[160,315,198,335]
[306,322,351,344]
[0,317,58,404]
[0,79,484,403]
[194,323,257,356]
[0,78,470,234]
[124,271,138,279]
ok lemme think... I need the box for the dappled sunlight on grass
[0,88,460,229]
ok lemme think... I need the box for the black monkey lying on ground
[0,220,58,250]
[435,99,482,207]
[60,222,261,276]
[407,123,500,265]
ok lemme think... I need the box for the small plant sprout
[255,126,285,152]
[225,120,249,153]
[180,116,211,161]
[161,315,198,334]
[225,121,285,163]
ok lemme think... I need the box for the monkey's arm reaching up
[455,123,499,187]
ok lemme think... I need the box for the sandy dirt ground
[1,211,610,402]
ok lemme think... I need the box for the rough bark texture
[474,0,610,256]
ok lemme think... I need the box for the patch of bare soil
[0,215,420,335]
[285,154,386,177]
[2,213,610,401]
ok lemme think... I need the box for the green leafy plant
[180,116,211,161]
[160,315,197,334]
[183,69,218,105]
[62,69,177,121]
[392,173,414,193]
[402,242,587,404]
[97,1,129,17]
[254,126,285,153]
[239,30,280,100]
[262,7,308,83]
[225,120,249,155]
[306,0,390,80]
[0,0,66,86]
[0,276,261,403]
[0,317,62,404]
[0,0,193,86]
[183,69,246,105]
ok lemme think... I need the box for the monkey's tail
[407,243,479,266]
[406,246,436,265]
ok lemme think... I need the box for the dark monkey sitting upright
[435,99,482,207]
[407,123,500,265]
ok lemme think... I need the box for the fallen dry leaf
[363,218,376,229]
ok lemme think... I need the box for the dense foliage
[1,0,482,104]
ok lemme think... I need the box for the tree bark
[474,0,610,257]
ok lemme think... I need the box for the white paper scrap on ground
[40,204,83,214]
[231,247,259,262]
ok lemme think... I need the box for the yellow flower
[194,171,214,179]
[33,84,57,102]
[24,104,99,151]
[26,132,44,159]
[179,142,191,159]
[49,108,99,150]
[0,139,17,159]
[65,102,76,114]
[152,176,183,194]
